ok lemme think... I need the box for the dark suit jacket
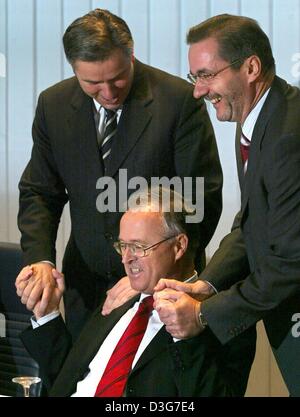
[200,76,300,396]
[21,296,255,397]
[18,60,222,339]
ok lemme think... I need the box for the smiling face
[73,48,134,109]
[119,211,183,294]
[188,38,250,123]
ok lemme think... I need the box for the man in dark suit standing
[18,188,255,397]
[154,14,300,396]
[16,9,222,341]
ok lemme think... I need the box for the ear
[245,55,261,82]
[174,234,189,261]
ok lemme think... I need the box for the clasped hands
[15,265,213,339]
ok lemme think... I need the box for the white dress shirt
[242,88,270,142]
[93,99,122,141]
[32,271,198,397]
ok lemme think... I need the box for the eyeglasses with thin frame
[187,58,242,85]
[113,235,177,258]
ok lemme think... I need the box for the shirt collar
[93,99,122,114]
[242,88,270,141]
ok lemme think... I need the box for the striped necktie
[94,296,154,397]
[101,109,118,169]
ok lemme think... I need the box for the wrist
[196,303,208,329]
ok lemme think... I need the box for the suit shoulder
[38,76,79,101]
[139,61,193,95]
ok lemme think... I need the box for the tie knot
[139,296,154,314]
[241,131,251,146]
[105,109,117,120]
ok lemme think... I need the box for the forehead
[119,211,164,241]
[188,37,223,71]
[73,49,131,79]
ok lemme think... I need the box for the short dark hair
[187,14,275,76]
[63,8,134,65]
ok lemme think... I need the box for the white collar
[93,99,122,114]
[242,88,270,141]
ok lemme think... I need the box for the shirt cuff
[40,260,55,267]
[31,310,60,329]
[204,280,218,294]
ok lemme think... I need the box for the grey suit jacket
[200,76,300,396]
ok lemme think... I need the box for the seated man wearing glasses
[17,187,255,397]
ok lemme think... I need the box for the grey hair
[128,186,200,256]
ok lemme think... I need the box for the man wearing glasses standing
[17,188,255,397]
[154,14,300,396]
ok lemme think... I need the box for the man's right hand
[154,278,215,301]
[32,269,65,319]
[15,262,57,316]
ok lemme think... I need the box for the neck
[166,258,195,282]
[241,72,274,124]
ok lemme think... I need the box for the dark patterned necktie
[101,109,118,169]
[94,296,154,397]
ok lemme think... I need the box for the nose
[193,82,209,99]
[121,246,136,264]
[101,82,118,100]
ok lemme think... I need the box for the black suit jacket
[21,296,255,397]
[200,76,300,396]
[18,60,222,338]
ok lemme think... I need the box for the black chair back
[0,242,41,397]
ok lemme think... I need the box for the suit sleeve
[200,211,250,290]
[174,89,223,256]
[20,316,72,393]
[201,132,300,344]
[18,92,68,265]
[169,326,255,396]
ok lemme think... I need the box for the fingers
[155,292,203,339]
[153,278,177,292]
[154,278,193,293]
[15,266,34,297]
[102,276,138,315]
[16,265,33,283]
[38,285,59,316]
[153,288,183,306]
[52,269,65,292]
[18,263,56,313]
[102,287,139,316]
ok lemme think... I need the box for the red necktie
[94,296,154,397]
[240,132,251,166]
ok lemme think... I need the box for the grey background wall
[1,0,299,396]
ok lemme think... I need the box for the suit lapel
[130,326,172,375]
[105,60,153,178]
[75,297,140,375]
[68,83,105,178]
[235,123,244,190]
[241,76,284,217]
[54,297,140,396]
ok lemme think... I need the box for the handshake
[15,262,213,339]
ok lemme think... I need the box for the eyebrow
[119,239,147,245]
[82,67,130,84]
[192,68,213,76]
